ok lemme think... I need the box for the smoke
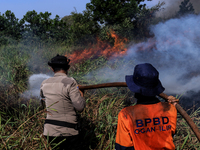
[191,0,200,13]
[142,14,200,95]
[88,14,200,100]
[151,0,200,18]
[22,13,200,109]
[22,74,52,98]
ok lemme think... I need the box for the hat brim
[125,75,165,96]
[48,62,69,66]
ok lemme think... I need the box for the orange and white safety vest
[115,102,177,150]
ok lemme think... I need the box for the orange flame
[66,30,128,64]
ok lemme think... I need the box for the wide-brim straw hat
[125,63,165,96]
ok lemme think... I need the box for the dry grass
[0,43,200,150]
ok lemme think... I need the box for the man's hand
[78,85,84,97]
[167,96,179,106]
[79,89,84,97]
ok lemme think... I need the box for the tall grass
[81,87,132,149]
[0,42,200,150]
[174,107,200,149]
[0,98,47,149]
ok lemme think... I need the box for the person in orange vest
[115,63,179,150]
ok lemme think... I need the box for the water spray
[22,74,52,98]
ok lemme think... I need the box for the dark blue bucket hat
[125,63,165,96]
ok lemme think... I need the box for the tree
[49,15,69,42]
[22,10,68,42]
[62,10,100,45]
[22,10,52,39]
[177,0,195,16]
[0,10,24,40]
[132,2,165,39]
[89,0,164,41]
[86,0,151,25]
[85,0,167,41]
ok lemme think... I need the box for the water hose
[78,82,200,142]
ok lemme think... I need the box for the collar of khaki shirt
[54,72,68,77]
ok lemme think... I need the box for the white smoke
[143,14,200,95]
[22,14,200,109]
[88,14,200,96]
[22,74,51,98]
[143,0,200,18]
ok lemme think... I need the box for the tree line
[0,0,196,46]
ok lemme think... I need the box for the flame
[66,30,128,64]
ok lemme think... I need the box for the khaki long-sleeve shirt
[40,73,86,136]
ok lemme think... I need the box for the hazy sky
[0,0,91,20]
[0,0,157,20]
[2,0,198,20]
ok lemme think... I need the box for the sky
[1,0,200,20]
[0,0,158,20]
[0,0,91,20]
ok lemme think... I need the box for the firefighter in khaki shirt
[115,63,179,150]
[40,54,86,150]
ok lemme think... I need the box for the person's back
[40,54,85,150]
[115,63,178,150]
[41,73,85,137]
[116,99,177,150]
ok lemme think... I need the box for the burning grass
[66,30,128,64]
[0,40,200,149]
